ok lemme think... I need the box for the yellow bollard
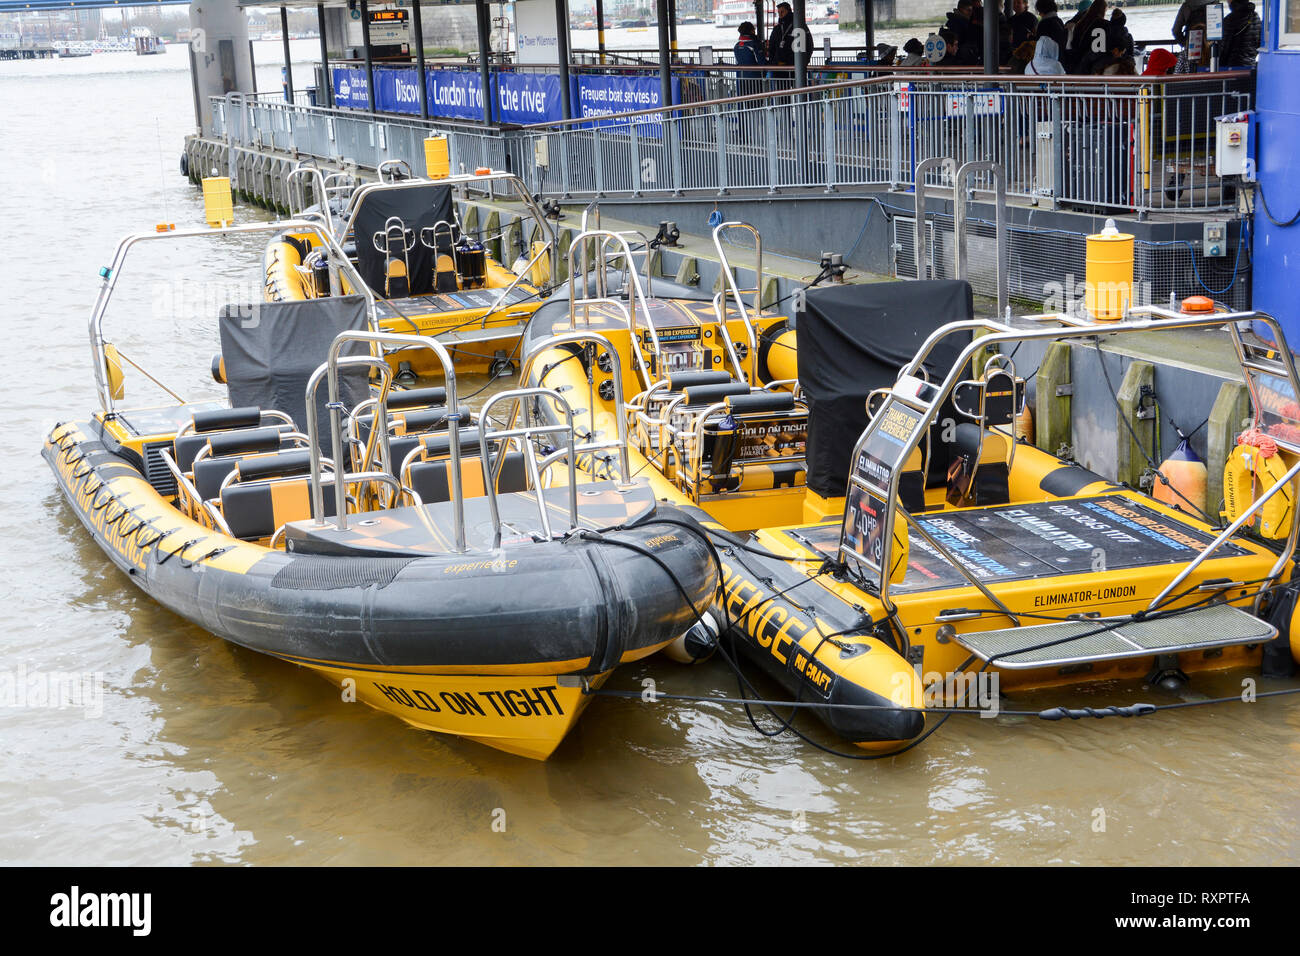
[1085,218,1134,321]
[202,176,233,228]
[424,135,450,180]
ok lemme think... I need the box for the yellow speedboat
[45,220,718,759]
[518,226,1300,752]
[265,169,559,381]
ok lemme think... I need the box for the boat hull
[45,420,718,758]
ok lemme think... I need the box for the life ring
[1223,430,1295,540]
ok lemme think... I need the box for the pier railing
[207,71,1251,214]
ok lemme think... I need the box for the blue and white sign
[496,72,566,125]
[375,67,423,113]
[333,68,370,109]
[577,75,680,135]
[427,69,486,121]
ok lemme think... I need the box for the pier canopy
[0,0,189,8]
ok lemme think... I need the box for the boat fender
[663,609,721,664]
[1222,430,1294,540]
[1258,577,1300,677]
[1153,436,1207,515]
[103,343,125,401]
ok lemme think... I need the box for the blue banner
[576,75,680,135]
[374,67,424,113]
[332,68,370,110]
[427,69,486,122]
[495,72,566,126]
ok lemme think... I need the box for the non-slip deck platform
[374,285,537,320]
[945,602,1276,669]
[787,494,1248,593]
[284,479,657,557]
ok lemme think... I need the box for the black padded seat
[408,452,527,504]
[387,427,483,476]
[221,477,338,541]
[174,420,291,473]
[680,382,751,407]
[949,423,1010,506]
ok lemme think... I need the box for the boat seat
[663,370,734,393]
[408,451,528,504]
[174,420,296,473]
[189,432,310,498]
[946,423,1011,507]
[220,476,339,541]
[680,382,752,408]
[386,386,448,411]
[354,404,470,443]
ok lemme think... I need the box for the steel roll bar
[88,219,376,416]
[953,161,1008,320]
[518,330,633,482]
[711,221,762,385]
[286,164,337,237]
[848,307,1300,609]
[566,229,661,392]
[478,388,581,548]
[306,331,464,549]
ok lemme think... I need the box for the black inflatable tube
[45,433,718,677]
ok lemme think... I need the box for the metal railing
[208,70,1251,215]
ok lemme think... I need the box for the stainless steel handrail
[566,230,660,393]
[954,161,1008,319]
[305,331,463,548]
[518,330,632,481]
[286,164,336,236]
[88,220,376,415]
[913,157,956,282]
[710,221,762,385]
[478,387,580,547]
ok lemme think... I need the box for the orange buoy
[1153,436,1207,515]
[1014,403,1034,443]
[1180,295,1215,314]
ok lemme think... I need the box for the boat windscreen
[796,280,974,497]
[218,295,371,442]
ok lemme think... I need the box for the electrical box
[1216,119,1250,177]
[1203,221,1228,258]
[534,136,549,169]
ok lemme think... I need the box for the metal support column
[983,0,997,72]
[281,7,294,103]
[555,0,572,120]
[317,4,333,107]
[754,1,764,44]
[413,0,429,119]
[475,0,493,124]
[360,0,376,112]
[668,0,678,55]
[656,0,671,114]
[595,0,606,62]
[863,0,874,52]
[793,0,806,89]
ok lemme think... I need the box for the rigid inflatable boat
[264,169,558,379]
[520,225,1300,752]
[45,220,718,759]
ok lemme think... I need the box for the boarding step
[947,603,1275,670]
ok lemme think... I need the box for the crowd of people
[732,0,1261,80]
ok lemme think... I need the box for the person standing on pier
[1010,0,1038,47]
[767,1,799,85]
[1034,0,1067,50]
[734,21,767,95]
[1220,0,1261,68]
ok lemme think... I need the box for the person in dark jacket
[1065,0,1108,74]
[768,2,798,69]
[901,37,928,66]
[1010,0,1038,46]
[1035,0,1067,49]
[734,20,767,95]
[1107,8,1134,59]
[1220,0,1261,68]
[945,0,982,65]
[936,27,962,66]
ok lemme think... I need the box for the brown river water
[3,19,1299,867]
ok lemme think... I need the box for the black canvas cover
[796,280,974,497]
[218,296,370,445]
[354,183,455,297]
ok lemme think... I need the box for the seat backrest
[408,451,527,504]
[947,423,1010,507]
[220,477,338,541]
